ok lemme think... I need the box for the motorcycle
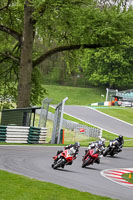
[51,148,76,169]
[82,147,101,168]
[103,140,122,157]
[88,141,105,155]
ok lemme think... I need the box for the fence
[0,109,101,144]
[47,111,101,139]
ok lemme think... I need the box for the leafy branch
[0,0,12,12]
[0,52,19,63]
[0,25,21,42]
[33,43,104,67]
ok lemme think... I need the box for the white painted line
[63,110,119,136]
[89,107,133,127]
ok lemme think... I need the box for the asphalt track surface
[63,105,133,138]
[0,145,133,200]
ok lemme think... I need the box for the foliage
[31,67,47,106]
[62,3,133,89]
[78,42,133,89]
[0,64,18,110]
[0,0,133,107]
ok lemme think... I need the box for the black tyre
[82,157,92,168]
[110,152,115,157]
[103,147,110,157]
[53,159,65,169]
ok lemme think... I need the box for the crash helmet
[118,135,123,141]
[98,135,102,140]
[101,138,105,144]
[74,142,80,149]
[98,140,103,146]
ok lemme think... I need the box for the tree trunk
[17,0,34,108]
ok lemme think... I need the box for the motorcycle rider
[56,142,80,166]
[84,137,105,164]
[86,137,105,152]
[103,135,124,157]
[115,135,124,152]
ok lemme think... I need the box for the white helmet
[98,135,102,140]
[101,138,105,143]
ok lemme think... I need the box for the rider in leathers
[84,137,105,164]
[115,135,124,152]
[56,142,80,165]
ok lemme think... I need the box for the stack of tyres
[0,125,7,142]
[28,126,40,144]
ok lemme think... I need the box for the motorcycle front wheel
[103,147,110,157]
[52,159,65,169]
[82,157,92,168]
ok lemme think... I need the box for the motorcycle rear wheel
[110,152,115,157]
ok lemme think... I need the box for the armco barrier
[28,127,47,144]
[0,125,7,142]
[0,125,47,144]
[6,126,29,143]
[39,127,47,144]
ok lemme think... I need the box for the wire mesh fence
[46,111,101,144]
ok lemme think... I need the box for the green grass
[0,170,115,200]
[97,107,133,125]
[122,173,133,184]
[43,85,105,105]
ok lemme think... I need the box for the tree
[79,43,133,89]
[0,0,133,108]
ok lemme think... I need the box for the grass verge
[122,173,133,184]
[0,170,115,200]
[43,85,105,105]
[97,107,133,125]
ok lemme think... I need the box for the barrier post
[62,129,64,144]
[60,129,64,144]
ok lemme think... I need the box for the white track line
[89,107,133,127]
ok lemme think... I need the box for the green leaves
[31,67,47,105]
[0,0,133,107]
[79,42,133,88]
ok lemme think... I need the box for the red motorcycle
[52,148,76,169]
[82,148,101,168]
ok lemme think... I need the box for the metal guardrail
[0,125,47,144]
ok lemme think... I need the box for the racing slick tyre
[110,152,115,157]
[82,157,92,168]
[103,147,110,157]
[53,159,65,169]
